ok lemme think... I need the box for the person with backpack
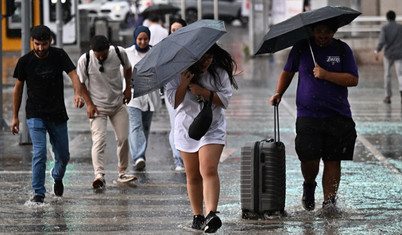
[77,35,137,189]
[269,20,358,215]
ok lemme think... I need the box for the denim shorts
[295,116,357,162]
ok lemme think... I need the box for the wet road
[0,24,401,234]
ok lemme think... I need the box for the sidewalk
[1,25,401,234]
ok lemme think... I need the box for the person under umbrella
[165,43,238,232]
[166,18,188,172]
[269,20,358,215]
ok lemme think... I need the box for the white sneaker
[175,165,185,171]
[117,172,137,183]
[92,173,105,189]
[134,158,145,170]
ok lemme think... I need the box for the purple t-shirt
[284,38,358,118]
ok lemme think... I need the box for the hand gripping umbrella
[131,19,226,98]
[255,5,361,60]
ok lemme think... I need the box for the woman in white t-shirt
[166,43,238,233]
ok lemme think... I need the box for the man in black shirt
[11,25,84,203]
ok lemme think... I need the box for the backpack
[85,45,125,76]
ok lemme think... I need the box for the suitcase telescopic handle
[274,105,280,143]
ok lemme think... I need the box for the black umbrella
[255,5,361,55]
[141,3,180,18]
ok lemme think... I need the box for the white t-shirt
[165,68,233,153]
[125,45,161,111]
[148,23,168,46]
[77,46,131,108]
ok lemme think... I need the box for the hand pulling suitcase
[240,105,286,219]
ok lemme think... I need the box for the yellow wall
[2,0,41,51]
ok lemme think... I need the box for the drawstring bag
[188,91,214,140]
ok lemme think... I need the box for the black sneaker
[383,96,391,104]
[302,181,317,211]
[50,168,64,196]
[204,211,222,233]
[30,195,44,203]
[191,215,205,230]
[321,196,340,216]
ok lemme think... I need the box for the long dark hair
[191,43,238,90]
[169,18,187,35]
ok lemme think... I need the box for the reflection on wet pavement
[1,25,401,234]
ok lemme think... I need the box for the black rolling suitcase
[240,105,286,219]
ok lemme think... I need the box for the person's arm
[11,79,24,135]
[375,27,386,61]
[174,70,193,108]
[123,66,132,104]
[270,70,295,106]
[67,70,84,108]
[313,63,358,87]
[188,83,224,107]
[80,83,98,119]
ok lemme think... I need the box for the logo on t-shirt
[326,56,341,65]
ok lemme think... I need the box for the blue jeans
[128,107,153,162]
[27,118,70,197]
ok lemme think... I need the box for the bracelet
[274,92,282,97]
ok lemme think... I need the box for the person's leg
[198,144,223,214]
[383,57,393,99]
[322,160,341,201]
[166,100,183,167]
[142,110,153,147]
[90,112,108,176]
[322,115,356,204]
[181,151,203,215]
[301,159,320,183]
[109,104,130,173]
[198,144,223,233]
[27,118,48,197]
[128,107,147,163]
[394,59,402,101]
[295,117,322,211]
[47,121,70,180]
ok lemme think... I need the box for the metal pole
[165,0,170,27]
[20,0,31,144]
[197,0,202,21]
[0,1,9,130]
[250,0,270,55]
[56,0,63,48]
[213,0,218,20]
[181,0,186,21]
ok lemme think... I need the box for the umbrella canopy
[141,3,180,18]
[131,19,226,98]
[255,5,361,55]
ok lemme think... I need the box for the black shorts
[295,116,357,162]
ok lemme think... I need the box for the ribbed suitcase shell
[240,138,286,219]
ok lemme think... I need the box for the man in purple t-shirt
[270,20,358,215]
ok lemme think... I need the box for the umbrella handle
[308,39,316,65]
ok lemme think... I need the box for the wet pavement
[1,24,401,234]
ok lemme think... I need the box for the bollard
[94,17,109,37]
